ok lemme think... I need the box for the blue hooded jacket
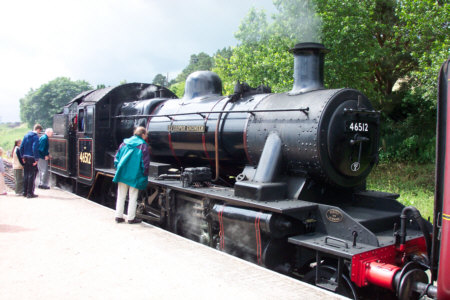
[113,135,150,190]
[20,131,40,160]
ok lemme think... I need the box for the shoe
[128,218,142,224]
[0,192,6,196]
[42,186,50,190]
[38,185,42,189]
[27,194,38,198]
[22,193,27,197]
[115,217,125,223]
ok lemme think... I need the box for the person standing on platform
[0,147,7,195]
[38,128,53,189]
[20,124,42,198]
[11,139,24,195]
[113,126,150,224]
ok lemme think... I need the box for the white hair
[45,128,53,134]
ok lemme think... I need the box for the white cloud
[0,0,275,122]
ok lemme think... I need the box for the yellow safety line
[443,213,450,221]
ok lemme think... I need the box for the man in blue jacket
[113,126,150,224]
[38,128,53,189]
[20,124,42,198]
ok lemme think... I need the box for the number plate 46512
[347,122,369,132]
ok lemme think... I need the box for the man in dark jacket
[20,124,42,198]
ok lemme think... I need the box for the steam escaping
[235,0,323,44]
[271,0,322,43]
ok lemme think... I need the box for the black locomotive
[50,43,440,299]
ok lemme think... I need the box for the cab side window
[85,106,94,134]
[78,109,85,132]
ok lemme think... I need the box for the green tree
[214,47,233,61]
[169,81,186,98]
[217,0,448,105]
[169,48,232,96]
[214,0,448,162]
[315,0,448,162]
[174,52,214,84]
[214,37,293,94]
[234,8,269,43]
[213,1,323,94]
[20,77,92,128]
[152,73,167,86]
[169,52,216,96]
[316,0,449,110]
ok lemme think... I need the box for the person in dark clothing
[20,124,42,198]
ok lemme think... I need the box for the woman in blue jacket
[113,126,150,224]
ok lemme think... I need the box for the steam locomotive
[49,42,449,299]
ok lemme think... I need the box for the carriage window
[85,106,94,134]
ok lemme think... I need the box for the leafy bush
[379,87,437,163]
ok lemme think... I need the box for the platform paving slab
[0,188,347,300]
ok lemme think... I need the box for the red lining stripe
[167,130,181,166]
[77,138,93,180]
[255,212,263,265]
[218,204,226,250]
[201,134,211,163]
[49,138,68,171]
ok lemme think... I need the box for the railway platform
[0,187,347,300]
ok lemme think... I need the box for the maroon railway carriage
[435,58,450,299]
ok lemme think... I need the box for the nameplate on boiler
[168,125,206,133]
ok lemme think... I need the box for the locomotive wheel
[304,264,358,299]
[136,186,165,225]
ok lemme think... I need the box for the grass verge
[366,162,435,221]
[0,123,29,156]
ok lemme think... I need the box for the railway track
[3,161,16,189]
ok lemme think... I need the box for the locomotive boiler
[49,42,442,300]
[147,43,379,200]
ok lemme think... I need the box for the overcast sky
[0,0,276,123]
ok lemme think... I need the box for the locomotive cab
[50,99,85,179]
[50,83,177,190]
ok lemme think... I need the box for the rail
[3,160,15,189]
[112,107,310,121]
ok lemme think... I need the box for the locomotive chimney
[289,42,329,95]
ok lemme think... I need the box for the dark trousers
[23,156,38,196]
